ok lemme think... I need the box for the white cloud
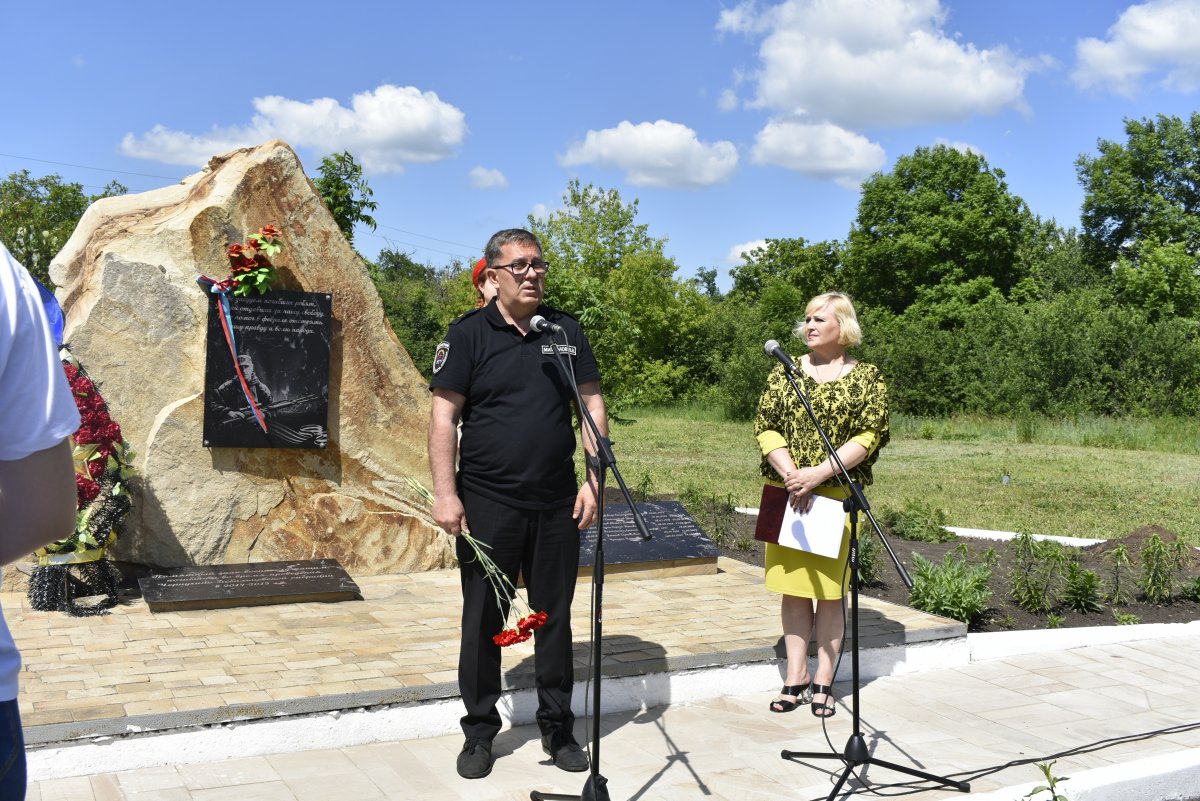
[1073,0,1200,95]
[469,166,508,189]
[728,0,1037,128]
[120,84,467,173]
[716,1,774,34]
[934,137,985,157]
[727,238,768,263]
[751,119,885,188]
[718,89,740,112]
[530,203,554,222]
[119,125,252,167]
[560,120,738,188]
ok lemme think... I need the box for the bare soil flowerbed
[718,521,1200,632]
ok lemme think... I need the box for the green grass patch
[611,405,1200,544]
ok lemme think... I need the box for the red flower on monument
[221,225,284,297]
[39,347,136,564]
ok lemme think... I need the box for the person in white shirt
[0,241,81,797]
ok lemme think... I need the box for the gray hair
[483,229,542,267]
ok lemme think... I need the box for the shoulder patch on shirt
[433,341,451,373]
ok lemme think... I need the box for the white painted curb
[967,748,1200,801]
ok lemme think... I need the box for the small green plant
[1008,532,1068,614]
[1046,613,1065,628]
[1181,576,1200,602]
[919,421,936,439]
[1062,562,1105,613]
[908,549,993,625]
[682,488,740,550]
[989,612,1017,629]
[880,499,956,543]
[1113,609,1141,625]
[1016,414,1038,445]
[1138,532,1191,604]
[1021,760,1070,801]
[981,547,1001,571]
[632,472,656,502]
[856,530,883,588]
[1104,544,1134,605]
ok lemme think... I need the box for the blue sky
[3,0,1199,288]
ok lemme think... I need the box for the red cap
[472,258,487,288]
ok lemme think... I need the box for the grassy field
[605,406,1200,544]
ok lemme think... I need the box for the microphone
[764,339,798,374]
[531,315,563,334]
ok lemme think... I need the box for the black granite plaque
[203,290,332,449]
[579,501,718,576]
[138,559,362,612]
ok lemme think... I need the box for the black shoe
[541,731,589,772]
[456,737,494,779]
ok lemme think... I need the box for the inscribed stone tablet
[579,501,718,577]
[139,559,361,612]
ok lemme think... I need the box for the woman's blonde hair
[794,291,862,347]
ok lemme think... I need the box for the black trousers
[457,489,580,741]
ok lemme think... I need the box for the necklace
[808,356,845,384]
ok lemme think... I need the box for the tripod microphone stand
[764,344,969,799]
[531,319,651,801]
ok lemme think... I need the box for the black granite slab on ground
[138,558,362,612]
[579,501,718,575]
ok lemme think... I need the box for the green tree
[0,170,126,287]
[529,178,665,282]
[728,237,842,302]
[1113,239,1200,319]
[527,180,716,409]
[370,248,472,376]
[314,151,378,246]
[841,145,1035,312]
[1077,112,1200,275]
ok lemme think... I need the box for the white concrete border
[26,637,970,782]
[969,620,1200,661]
[967,748,1200,801]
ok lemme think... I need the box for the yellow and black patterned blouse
[753,361,890,486]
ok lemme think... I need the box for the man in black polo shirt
[428,228,606,780]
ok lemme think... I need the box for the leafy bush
[855,530,883,588]
[907,548,993,625]
[880,499,956,542]
[682,488,744,551]
[1138,532,1191,604]
[1062,562,1105,613]
[1180,577,1200,602]
[1104,543,1135,605]
[1008,532,1068,614]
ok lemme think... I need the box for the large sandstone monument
[49,140,453,575]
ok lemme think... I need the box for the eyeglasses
[492,259,550,278]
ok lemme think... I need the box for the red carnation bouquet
[30,348,134,570]
[406,479,548,647]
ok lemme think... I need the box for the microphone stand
[769,359,969,800]
[531,324,651,801]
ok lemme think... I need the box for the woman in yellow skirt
[754,292,889,718]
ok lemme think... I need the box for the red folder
[754,484,788,544]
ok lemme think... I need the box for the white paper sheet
[777,493,847,558]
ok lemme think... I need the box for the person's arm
[0,438,77,564]
[781,441,871,511]
[573,380,607,530]
[428,388,468,537]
